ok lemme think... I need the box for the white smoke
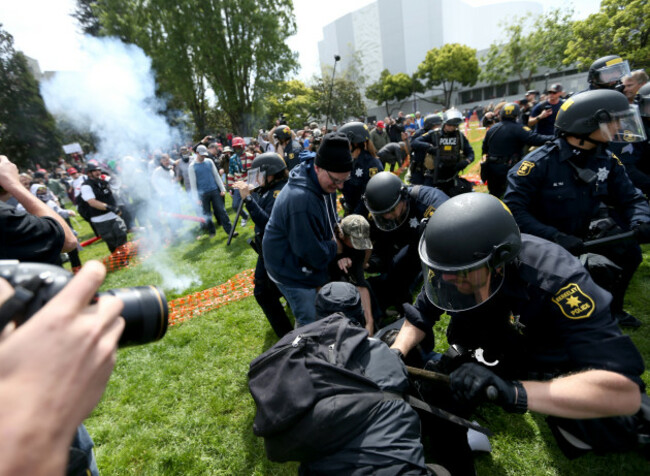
[41,36,201,293]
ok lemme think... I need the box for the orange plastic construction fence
[168,269,255,326]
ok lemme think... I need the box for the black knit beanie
[315,132,353,172]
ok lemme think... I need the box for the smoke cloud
[41,36,200,293]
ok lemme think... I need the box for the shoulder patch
[369,167,378,177]
[423,205,435,218]
[273,190,280,198]
[517,160,536,176]
[523,126,531,131]
[551,283,595,320]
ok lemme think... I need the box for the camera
[0,261,168,347]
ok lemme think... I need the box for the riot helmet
[443,109,463,127]
[419,193,521,312]
[249,152,286,188]
[338,121,371,144]
[423,114,443,131]
[274,125,292,142]
[363,171,410,231]
[588,55,630,89]
[499,103,520,121]
[636,82,650,118]
[555,89,646,143]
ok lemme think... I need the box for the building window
[482,86,494,100]
[508,81,519,95]
[495,84,506,98]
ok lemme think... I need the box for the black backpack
[248,313,427,472]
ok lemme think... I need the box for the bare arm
[0,155,77,253]
[390,318,425,356]
[524,370,641,419]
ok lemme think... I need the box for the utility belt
[486,155,516,165]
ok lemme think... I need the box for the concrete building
[317,0,586,120]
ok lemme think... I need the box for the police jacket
[283,139,302,171]
[504,138,650,240]
[482,120,554,162]
[244,178,287,239]
[411,130,474,181]
[263,160,339,288]
[408,128,432,171]
[369,185,449,258]
[342,150,383,215]
[407,234,645,388]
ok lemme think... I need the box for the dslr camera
[0,261,168,347]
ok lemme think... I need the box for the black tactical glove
[554,232,584,255]
[450,363,527,414]
[106,204,121,215]
[455,160,470,172]
[633,222,650,243]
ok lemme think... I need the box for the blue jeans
[200,189,232,234]
[275,282,317,327]
[231,189,249,220]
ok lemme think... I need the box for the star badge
[355,168,363,177]
[409,217,419,228]
[597,167,609,182]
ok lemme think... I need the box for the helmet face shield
[418,235,505,312]
[594,60,630,86]
[600,104,646,143]
[371,198,410,231]
[637,94,650,118]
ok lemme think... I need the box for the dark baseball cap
[547,83,563,93]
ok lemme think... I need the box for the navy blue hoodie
[263,160,339,288]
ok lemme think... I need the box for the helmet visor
[418,235,504,312]
[637,94,650,118]
[372,199,410,231]
[246,167,266,190]
[600,104,647,143]
[595,60,630,85]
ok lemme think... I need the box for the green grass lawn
[69,173,650,475]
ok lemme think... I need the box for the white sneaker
[241,218,248,227]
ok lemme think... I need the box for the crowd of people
[1,53,650,475]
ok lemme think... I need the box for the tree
[263,80,314,130]
[416,43,479,109]
[72,0,101,36]
[480,9,574,90]
[90,0,298,136]
[0,25,62,169]
[564,0,649,71]
[310,71,366,126]
[366,69,422,116]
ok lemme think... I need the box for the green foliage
[481,9,573,90]
[366,69,422,115]
[73,0,101,36]
[0,25,62,169]
[263,79,314,130]
[565,0,650,71]
[310,70,366,125]
[416,43,479,109]
[91,0,298,136]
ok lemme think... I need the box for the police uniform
[283,139,302,171]
[608,139,650,197]
[407,127,429,185]
[341,150,383,215]
[244,178,293,338]
[411,129,475,196]
[407,234,646,454]
[481,121,553,197]
[365,185,449,313]
[504,137,650,317]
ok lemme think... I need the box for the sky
[0,0,602,80]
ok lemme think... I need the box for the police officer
[481,103,554,197]
[390,193,649,468]
[587,55,631,91]
[504,89,650,328]
[232,152,293,338]
[362,171,448,314]
[337,122,384,215]
[409,114,442,185]
[410,109,475,196]
[272,125,302,171]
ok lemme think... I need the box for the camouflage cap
[340,214,373,250]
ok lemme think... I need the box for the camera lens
[100,286,168,347]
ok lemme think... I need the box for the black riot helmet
[443,109,463,127]
[249,152,286,189]
[363,171,410,231]
[423,114,442,131]
[274,125,292,142]
[636,82,650,118]
[338,121,371,144]
[499,102,520,121]
[588,55,630,89]
[555,89,646,143]
[419,193,521,312]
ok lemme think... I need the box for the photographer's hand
[0,261,124,476]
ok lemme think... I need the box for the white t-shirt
[80,184,118,223]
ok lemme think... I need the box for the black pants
[93,217,127,253]
[480,161,510,198]
[254,257,293,338]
